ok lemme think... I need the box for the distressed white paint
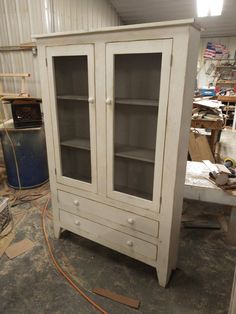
[0,0,122,97]
[36,20,200,287]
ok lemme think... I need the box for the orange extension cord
[41,198,109,314]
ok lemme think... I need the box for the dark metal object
[11,99,42,128]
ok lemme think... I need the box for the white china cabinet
[35,19,200,287]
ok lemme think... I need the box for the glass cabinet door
[47,45,97,192]
[106,40,172,210]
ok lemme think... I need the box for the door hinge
[170,54,173,67]
[55,168,57,176]
[160,196,162,207]
[45,58,48,67]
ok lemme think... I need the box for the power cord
[42,198,108,314]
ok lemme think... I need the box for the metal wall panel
[0,0,122,97]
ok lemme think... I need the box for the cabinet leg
[54,223,61,239]
[226,207,236,245]
[156,267,169,288]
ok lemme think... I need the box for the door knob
[105,98,112,105]
[88,97,95,104]
[74,219,80,226]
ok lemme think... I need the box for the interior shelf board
[115,184,152,201]
[61,138,90,150]
[115,98,158,107]
[115,145,155,163]
[57,95,88,101]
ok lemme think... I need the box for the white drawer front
[58,190,158,237]
[60,210,157,261]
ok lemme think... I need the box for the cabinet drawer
[58,190,158,237]
[60,210,157,261]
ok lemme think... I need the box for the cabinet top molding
[33,18,199,40]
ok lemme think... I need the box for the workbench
[184,161,236,243]
[218,96,236,131]
[191,119,224,156]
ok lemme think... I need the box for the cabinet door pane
[113,53,161,201]
[54,56,91,183]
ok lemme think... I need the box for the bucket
[0,120,49,189]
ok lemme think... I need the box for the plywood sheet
[189,132,215,163]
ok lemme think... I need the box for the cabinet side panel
[157,26,200,286]
[37,45,59,226]
[169,27,200,271]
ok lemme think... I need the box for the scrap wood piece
[92,287,140,309]
[5,238,34,259]
[0,210,25,257]
[0,233,14,257]
[189,132,215,163]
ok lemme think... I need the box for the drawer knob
[127,218,134,225]
[73,200,80,206]
[74,219,80,226]
[126,240,133,247]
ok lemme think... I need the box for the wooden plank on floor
[5,238,34,259]
[93,287,140,309]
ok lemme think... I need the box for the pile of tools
[203,158,236,190]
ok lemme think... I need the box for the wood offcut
[93,287,140,309]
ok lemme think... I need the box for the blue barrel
[0,120,49,189]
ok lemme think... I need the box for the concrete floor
[1,129,236,313]
[0,196,236,314]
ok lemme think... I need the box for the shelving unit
[215,61,236,87]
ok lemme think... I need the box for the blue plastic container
[199,88,216,97]
[0,120,49,189]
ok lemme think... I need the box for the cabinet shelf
[57,95,88,101]
[115,184,152,200]
[61,138,90,150]
[116,98,158,107]
[115,145,155,163]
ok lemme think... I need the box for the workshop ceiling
[110,0,236,37]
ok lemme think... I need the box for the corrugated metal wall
[0,0,122,97]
